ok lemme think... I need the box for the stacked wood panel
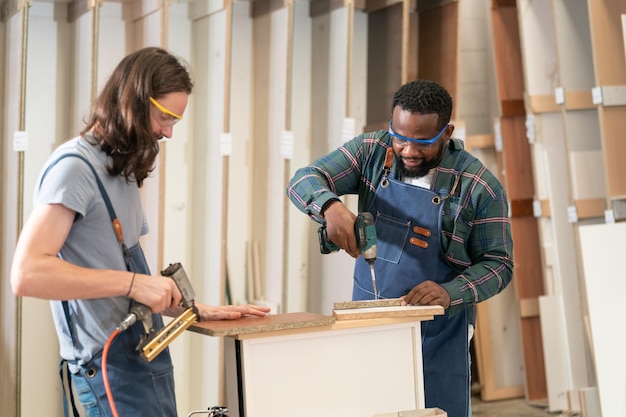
[489,0,548,404]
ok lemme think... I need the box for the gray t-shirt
[35,135,149,372]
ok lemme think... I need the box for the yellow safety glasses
[149,96,182,127]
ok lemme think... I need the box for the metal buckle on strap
[381,147,395,188]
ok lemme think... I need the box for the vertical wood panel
[491,1,547,402]
[417,2,458,118]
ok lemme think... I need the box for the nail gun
[318,211,379,299]
[117,262,199,362]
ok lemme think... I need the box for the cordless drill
[318,211,379,299]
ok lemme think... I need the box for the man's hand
[401,280,451,309]
[323,201,359,258]
[194,303,271,321]
[130,274,182,313]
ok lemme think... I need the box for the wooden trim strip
[519,297,540,318]
[529,94,561,114]
[501,99,525,117]
[575,198,606,219]
[510,198,534,217]
[492,0,516,9]
[565,90,595,110]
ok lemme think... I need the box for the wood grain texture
[418,2,458,119]
[334,298,403,310]
[333,305,444,320]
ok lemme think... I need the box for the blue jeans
[71,372,101,417]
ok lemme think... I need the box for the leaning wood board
[578,223,626,417]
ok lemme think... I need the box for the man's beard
[396,141,446,178]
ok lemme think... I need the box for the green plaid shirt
[287,130,514,317]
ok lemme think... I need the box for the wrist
[321,198,340,218]
[126,272,136,297]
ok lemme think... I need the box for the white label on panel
[220,132,232,156]
[567,206,578,223]
[592,86,603,105]
[494,120,503,152]
[525,114,535,144]
[281,130,294,160]
[342,118,356,143]
[13,131,28,152]
[533,200,542,218]
[605,209,616,224]
[554,87,565,105]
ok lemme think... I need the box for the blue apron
[353,150,470,417]
[45,153,178,417]
[71,246,177,417]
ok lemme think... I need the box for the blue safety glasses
[388,120,448,145]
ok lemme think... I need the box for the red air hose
[102,329,121,417]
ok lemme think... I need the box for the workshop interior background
[1,0,625,416]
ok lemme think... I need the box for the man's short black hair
[391,80,453,129]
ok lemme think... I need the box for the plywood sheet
[578,223,626,417]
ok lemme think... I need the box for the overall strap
[40,153,124,243]
[41,152,127,417]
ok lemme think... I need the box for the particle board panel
[333,305,444,320]
[190,312,335,338]
[579,223,626,417]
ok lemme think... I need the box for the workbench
[189,306,443,417]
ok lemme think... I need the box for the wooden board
[334,298,403,310]
[578,223,626,417]
[333,305,444,321]
[188,312,335,337]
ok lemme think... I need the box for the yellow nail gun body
[134,263,199,362]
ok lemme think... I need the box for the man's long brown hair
[81,47,193,187]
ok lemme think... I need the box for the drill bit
[370,263,378,300]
